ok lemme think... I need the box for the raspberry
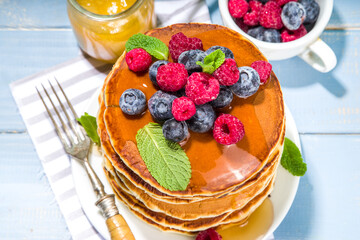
[196,228,223,240]
[235,18,249,32]
[185,72,220,105]
[213,114,245,145]
[281,24,307,42]
[276,0,297,6]
[243,0,263,26]
[228,0,249,18]
[169,32,203,62]
[213,58,240,86]
[172,97,196,121]
[259,1,283,29]
[156,63,188,92]
[251,60,272,84]
[125,48,152,72]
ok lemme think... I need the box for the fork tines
[36,79,85,147]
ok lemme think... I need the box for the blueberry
[263,29,281,43]
[162,118,189,142]
[148,90,176,122]
[299,0,320,24]
[210,86,233,109]
[186,104,216,133]
[247,26,265,41]
[119,88,146,115]
[149,60,169,86]
[206,46,234,59]
[178,50,207,74]
[281,2,306,31]
[230,67,260,98]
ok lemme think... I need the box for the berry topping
[172,97,196,121]
[210,86,234,109]
[206,46,234,59]
[119,89,146,115]
[196,228,223,240]
[162,118,189,142]
[178,50,207,74]
[149,60,169,86]
[187,104,216,133]
[228,0,249,18]
[213,114,245,145]
[185,72,220,105]
[275,0,296,6]
[148,90,176,122]
[247,26,265,40]
[125,48,152,72]
[230,66,260,98]
[259,1,283,29]
[243,0,263,26]
[281,24,307,42]
[169,32,203,62]
[299,0,320,24]
[156,63,188,92]
[251,60,272,84]
[263,28,282,43]
[213,58,240,86]
[235,18,250,33]
[281,2,306,31]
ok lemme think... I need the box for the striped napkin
[10,1,211,239]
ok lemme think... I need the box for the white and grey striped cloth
[10,1,211,239]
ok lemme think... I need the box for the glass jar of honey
[67,0,155,63]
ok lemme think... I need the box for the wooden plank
[0,0,359,29]
[275,134,360,239]
[0,134,70,239]
[0,30,79,131]
[0,0,70,28]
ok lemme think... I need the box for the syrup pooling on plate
[218,198,274,240]
[104,26,284,193]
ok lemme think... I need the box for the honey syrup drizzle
[218,198,274,240]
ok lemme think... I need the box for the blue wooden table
[1,0,360,239]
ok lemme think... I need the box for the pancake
[104,163,276,232]
[103,149,280,220]
[97,23,285,233]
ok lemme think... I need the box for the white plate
[72,90,300,240]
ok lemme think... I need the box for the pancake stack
[97,23,285,234]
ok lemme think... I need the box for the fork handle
[96,194,135,240]
[106,214,135,240]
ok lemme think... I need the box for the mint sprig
[125,33,169,60]
[77,112,100,145]
[196,49,225,74]
[136,123,191,191]
[281,137,307,176]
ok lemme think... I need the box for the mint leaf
[77,112,100,145]
[136,123,191,191]
[281,137,307,176]
[196,49,225,74]
[125,33,169,60]
[196,61,215,73]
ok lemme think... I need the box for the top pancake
[101,23,285,196]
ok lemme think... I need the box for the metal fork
[37,80,135,240]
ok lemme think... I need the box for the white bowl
[219,0,337,72]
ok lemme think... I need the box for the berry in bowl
[219,0,337,72]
